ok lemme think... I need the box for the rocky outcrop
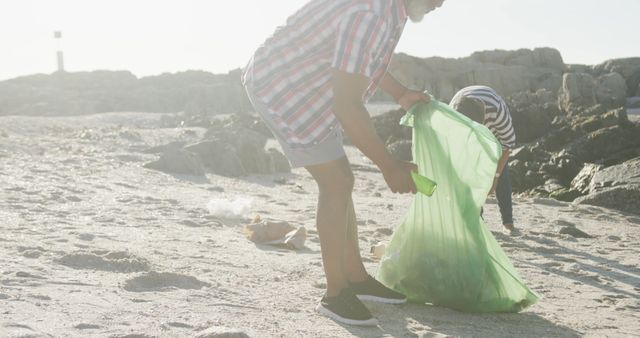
[0,69,252,117]
[144,114,290,177]
[387,48,565,102]
[373,94,640,205]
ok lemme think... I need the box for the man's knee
[319,170,354,195]
[307,159,355,196]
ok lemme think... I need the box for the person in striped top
[243,0,446,326]
[450,85,517,231]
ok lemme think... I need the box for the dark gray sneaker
[315,288,379,326]
[350,275,407,304]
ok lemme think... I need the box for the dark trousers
[495,168,514,225]
[481,168,514,225]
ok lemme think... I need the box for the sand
[0,112,639,337]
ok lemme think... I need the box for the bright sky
[1,0,639,81]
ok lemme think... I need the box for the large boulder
[592,57,640,96]
[570,163,604,194]
[574,186,640,215]
[558,73,596,113]
[574,157,640,214]
[144,147,205,176]
[186,126,291,177]
[588,157,640,192]
[595,73,627,109]
[507,89,561,143]
[185,140,245,177]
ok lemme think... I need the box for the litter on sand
[207,196,253,219]
[244,215,306,250]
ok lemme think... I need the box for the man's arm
[490,148,511,194]
[331,69,416,194]
[378,72,429,110]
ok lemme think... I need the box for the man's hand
[378,73,429,111]
[398,89,430,111]
[381,160,418,194]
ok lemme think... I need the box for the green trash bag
[377,98,539,313]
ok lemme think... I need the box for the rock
[509,167,545,193]
[574,185,640,215]
[571,163,604,194]
[511,146,534,162]
[0,69,252,117]
[538,178,566,195]
[575,108,629,133]
[267,148,291,173]
[545,150,583,186]
[574,157,640,214]
[566,64,591,74]
[387,48,565,102]
[564,125,640,164]
[185,140,245,177]
[539,126,578,152]
[372,108,411,144]
[595,73,627,109]
[507,89,561,143]
[195,326,251,338]
[559,73,597,113]
[592,57,640,96]
[588,157,640,193]
[387,140,413,161]
[471,47,565,71]
[628,97,640,109]
[184,124,291,177]
[143,147,205,176]
[559,226,593,238]
[549,188,583,202]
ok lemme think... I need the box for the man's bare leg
[344,197,369,283]
[305,156,354,297]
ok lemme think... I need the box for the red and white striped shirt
[243,0,408,148]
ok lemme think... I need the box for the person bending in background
[450,85,517,232]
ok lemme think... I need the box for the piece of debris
[244,215,306,250]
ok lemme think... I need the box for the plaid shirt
[243,0,407,148]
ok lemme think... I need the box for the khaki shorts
[244,83,346,168]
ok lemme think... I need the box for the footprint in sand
[56,251,151,273]
[74,323,102,330]
[17,246,47,259]
[122,271,209,292]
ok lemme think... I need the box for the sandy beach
[1,112,639,337]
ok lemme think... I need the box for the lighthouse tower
[54,31,65,72]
